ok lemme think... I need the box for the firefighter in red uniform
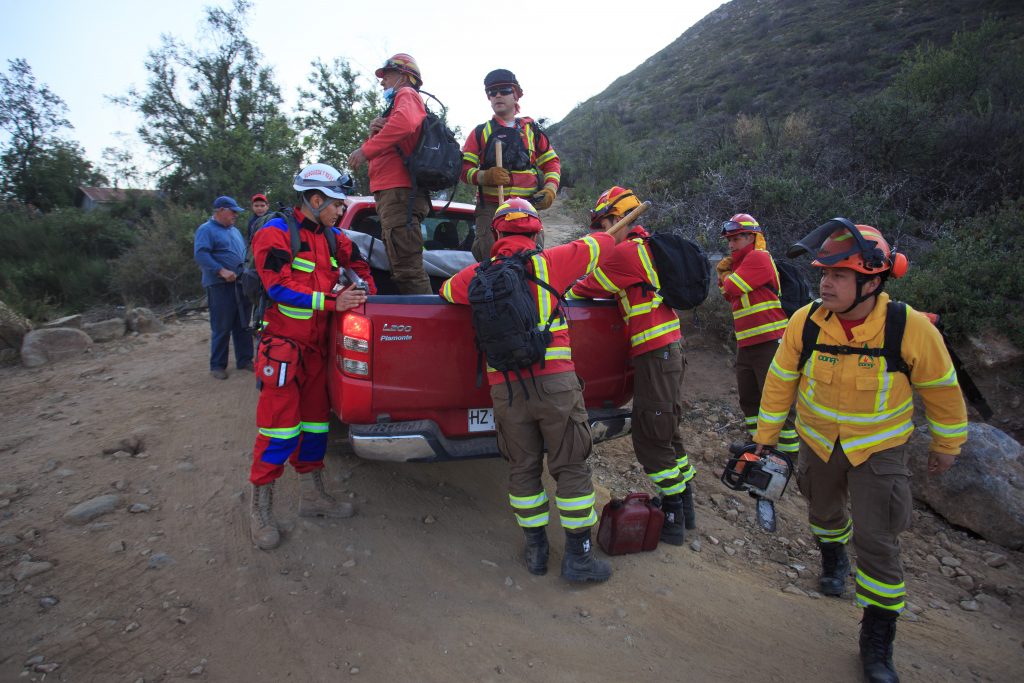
[247,163,376,550]
[717,214,798,456]
[461,69,560,261]
[568,186,696,543]
[348,53,431,294]
[440,198,621,582]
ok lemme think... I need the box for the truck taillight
[341,312,371,377]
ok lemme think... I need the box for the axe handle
[605,201,651,238]
[495,141,504,204]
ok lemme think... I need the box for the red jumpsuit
[248,209,375,486]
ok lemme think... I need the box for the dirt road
[1,315,1022,682]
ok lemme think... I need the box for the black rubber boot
[860,606,900,683]
[818,540,851,596]
[680,485,697,530]
[561,529,612,583]
[660,495,686,546]
[523,527,549,576]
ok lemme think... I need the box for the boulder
[908,423,1024,550]
[20,328,93,367]
[967,330,1023,369]
[126,307,165,334]
[41,314,82,330]
[0,300,32,352]
[83,318,126,343]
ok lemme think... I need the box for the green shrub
[110,203,206,305]
[889,199,1024,346]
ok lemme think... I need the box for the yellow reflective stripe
[798,391,914,425]
[660,480,688,495]
[440,278,454,302]
[649,466,681,483]
[797,418,836,454]
[312,292,325,311]
[855,569,905,596]
[524,124,536,155]
[536,149,557,165]
[259,424,302,439]
[914,366,959,389]
[545,346,572,361]
[758,406,788,425]
[624,300,657,319]
[735,319,789,340]
[292,257,315,273]
[544,171,560,183]
[593,267,619,294]
[733,300,784,319]
[300,421,329,434]
[727,272,752,293]
[560,509,598,529]
[465,167,479,183]
[581,234,601,274]
[515,511,550,527]
[463,151,480,164]
[630,319,680,347]
[927,418,968,438]
[637,243,660,290]
[509,491,549,509]
[556,493,596,511]
[769,358,800,382]
[842,421,915,450]
[278,305,313,320]
[856,595,905,612]
[330,257,338,268]
[811,519,852,543]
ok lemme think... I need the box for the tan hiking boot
[250,482,281,550]
[298,470,355,519]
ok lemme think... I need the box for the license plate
[467,408,494,433]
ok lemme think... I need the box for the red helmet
[812,223,908,278]
[721,213,762,236]
[589,186,641,228]
[375,53,422,86]
[492,198,543,234]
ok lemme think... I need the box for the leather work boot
[250,482,281,550]
[523,527,549,576]
[860,606,900,682]
[660,495,686,546]
[818,540,852,596]
[561,529,612,583]
[680,485,697,530]
[298,470,355,518]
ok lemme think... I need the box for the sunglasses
[486,86,515,98]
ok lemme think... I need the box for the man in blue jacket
[193,195,253,379]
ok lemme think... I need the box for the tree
[295,57,381,177]
[113,0,299,205]
[0,58,105,210]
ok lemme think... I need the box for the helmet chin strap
[301,195,329,225]
[839,274,884,314]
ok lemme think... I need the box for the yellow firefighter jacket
[754,293,968,465]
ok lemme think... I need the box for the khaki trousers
[736,340,798,454]
[373,188,431,294]
[797,441,913,612]
[491,371,597,530]
[631,342,689,496]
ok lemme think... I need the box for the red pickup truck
[328,196,634,463]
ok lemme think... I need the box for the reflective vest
[461,117,560,203]
[719,244,788,348]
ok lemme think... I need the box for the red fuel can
[597,492,665,555]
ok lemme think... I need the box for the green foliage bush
[110,203,206,305]
[0,207,134,319]
[889,200,1024,346]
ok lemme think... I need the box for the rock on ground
[126,307,165,334]
[63,494,122,525]
[21,328,93,367]
[83,318,126,343]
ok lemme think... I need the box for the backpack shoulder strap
[285,212,301,258]
[798,300,824,372]
[884,300,911,376]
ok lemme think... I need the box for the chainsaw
[720,444,794,532]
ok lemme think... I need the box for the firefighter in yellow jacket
[753,219,967,683]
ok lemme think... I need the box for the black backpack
[240,209,337,333]
[467,251,564,400]
[634,233,712,310]
[797,299,992,419]
[397,90,462,227]
[773,258,813,317]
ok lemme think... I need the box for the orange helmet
[812,222,908,278]
[721,213,762,236]
[375,53,422,86]
[589,186,641,228]
[492,198,543,234]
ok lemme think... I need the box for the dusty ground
[1,210,1023,682]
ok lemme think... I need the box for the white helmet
[293,163,355,200]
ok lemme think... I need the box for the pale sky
[0,0,726,182]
